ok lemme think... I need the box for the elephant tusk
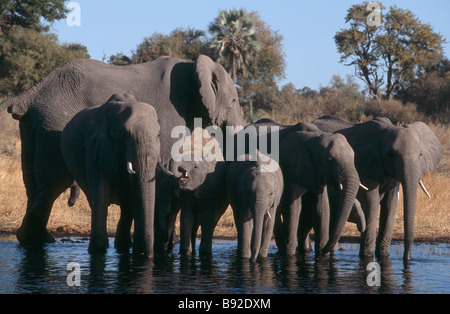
[359,183,369,191]
[267,210,272,219]
[158,162,174,176]
[419,180,431,198]
[339,183,343,191]
[127,161,136,175]
[397,182,400,200]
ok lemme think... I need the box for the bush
[363,99,422,124]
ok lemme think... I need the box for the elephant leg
[115,193,133,252]
[259,206,276,258]
[297,193,314,255]
[313,189,330,256]
[199,202,224,256]
[179,194,195,256]
[376,180,399,257]
[240,216,253,260]
[154,176,179,255]
[17,127,71,245]
[87,167,110,253]
[285,185,307,256]
[358,188,380,258]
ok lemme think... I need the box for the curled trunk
[323,159,360,254]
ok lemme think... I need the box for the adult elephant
[276,125,362,257]
[61,94,161,257]
[313,116,443,260]
[0,55,245,246]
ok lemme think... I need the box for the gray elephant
[168,155,229,256]
[313,116,443,260]
[226,152,284,262]
[61,94,166,257]
[275,125,362,257]
[0,55,244,247]
[239,119,363,257]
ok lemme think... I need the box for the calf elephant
[313,116,443,260]
[169,155,229,256]
[226,152,284,262]
[61,94,166,257]
[0,55,244,246]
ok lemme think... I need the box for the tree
[208,9,261,83]
[130,27,210,64]
[335,2,444,100]
[240,12,286,112]
[0,0,68,34]
[0,27,89,96]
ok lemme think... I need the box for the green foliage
[0,27,89,97]
[128,27,210,64]
[335,2,445,100]
[208,9,261,83]
[0,0,68,33]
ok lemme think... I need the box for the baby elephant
[227,152,284,262]
[61,93,165,257]
[169,155,229,256]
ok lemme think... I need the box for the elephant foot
[88,236,109,254]
[16,217,55,246]
[114,236,132,254]
[375,247,390,258]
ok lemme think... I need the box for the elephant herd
[0,55,443,262]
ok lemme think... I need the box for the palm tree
[209,9,261,83]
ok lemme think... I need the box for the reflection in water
[0,239,448,294]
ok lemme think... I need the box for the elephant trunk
[323,158,360,255]
[399,159,419,261]
[169,159,184,178]
[251,199,267,262]
[129,145,157,258]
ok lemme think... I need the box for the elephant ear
[195,55,220,122]
[341,120,386,184]
[280,132,322,191]
[406,122,443,178]
[194,161,227,199]
[85,117,119,174]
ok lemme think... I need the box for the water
[0,239,448,294]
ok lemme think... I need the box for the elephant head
[195,55,244,130]
[280,130,361,254]
[342,117,443,260]
[169,154,227,200]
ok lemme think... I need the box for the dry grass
[0,109,448,244]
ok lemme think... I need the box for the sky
[50,0,450,91]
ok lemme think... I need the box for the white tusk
[397,182,400,200]
[419,180,431,198]
[127,161,136,175]
[339,183,343,191]
[359,183,369,191]
[267,210,272,219]
[158,162,173,176]
[185,171,189,178]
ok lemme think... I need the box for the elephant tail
[0,83,40,120]
[68,182,81,207]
